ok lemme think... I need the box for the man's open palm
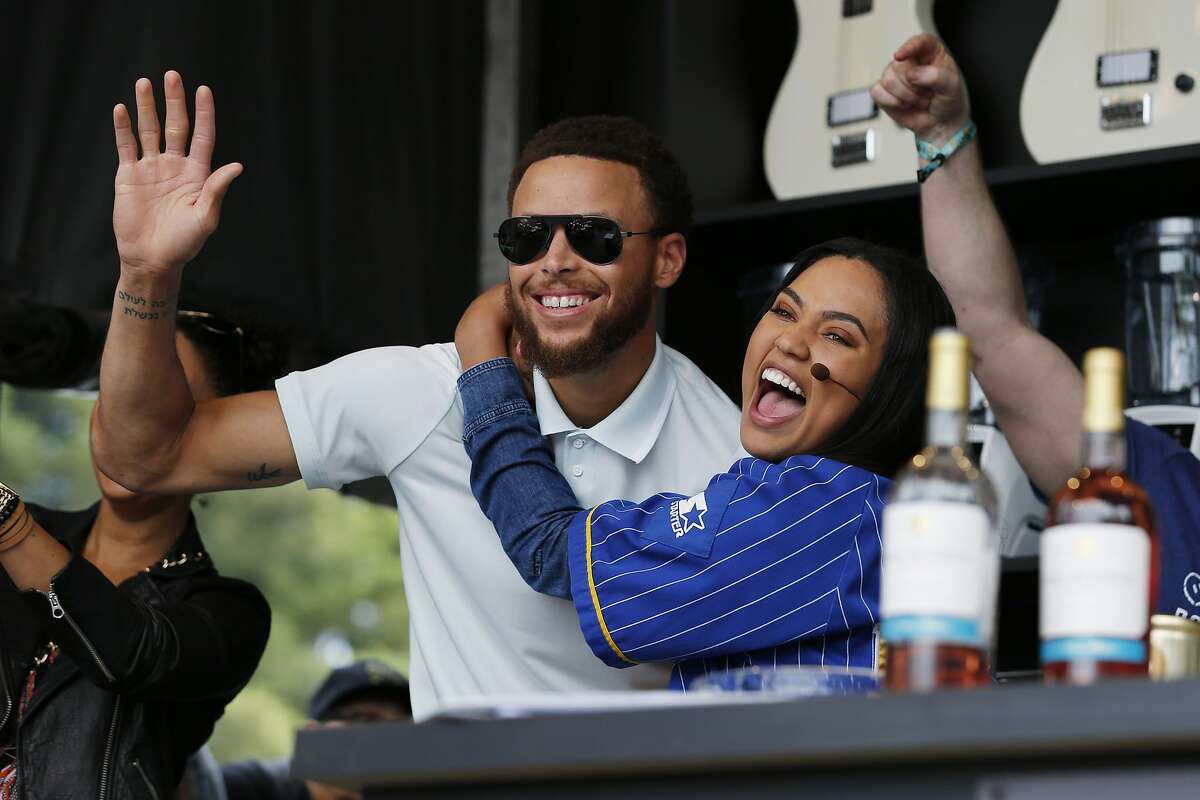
[112,71,242,274]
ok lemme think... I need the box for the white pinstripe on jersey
[565,454,888,688]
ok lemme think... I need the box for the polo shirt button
[573,438,585,449]
[572,465,584,477]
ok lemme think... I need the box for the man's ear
[653,232,687,289]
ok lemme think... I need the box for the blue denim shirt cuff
[458,357,534,443]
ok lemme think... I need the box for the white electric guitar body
[764,0,937,201]
[1020,0,1200,164]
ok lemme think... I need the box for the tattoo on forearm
[247,463,283,483]
[118,290,171,321]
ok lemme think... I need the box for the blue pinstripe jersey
[566,455,889,691]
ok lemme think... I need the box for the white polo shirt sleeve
[275,344,460,490]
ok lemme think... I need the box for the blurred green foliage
[0,385,409,762]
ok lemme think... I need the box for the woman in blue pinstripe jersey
[456,237,953,689]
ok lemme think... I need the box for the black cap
[307,660,411,722]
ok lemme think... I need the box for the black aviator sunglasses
[494,215,669,266]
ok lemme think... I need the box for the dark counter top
[293,678,1200,798]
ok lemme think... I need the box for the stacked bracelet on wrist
[0,482,34,553]
[915,120,977,183]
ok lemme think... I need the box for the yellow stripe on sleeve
[585,505,638,665]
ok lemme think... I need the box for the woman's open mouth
[749,366,808,428]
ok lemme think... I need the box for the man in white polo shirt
[93,72,741,719]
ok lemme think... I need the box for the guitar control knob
[1176,73,1195,93]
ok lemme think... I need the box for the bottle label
[1040,637,1146,664]
[1041,523,1150,645]
[880,501,994,646]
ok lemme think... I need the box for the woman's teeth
[761,367,806,400]
[540,295,591,308]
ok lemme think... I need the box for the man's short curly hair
[507,116,694,237]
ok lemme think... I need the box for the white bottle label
[1040,523,1150,641]
[881,501,995,645]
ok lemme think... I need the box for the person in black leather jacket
[0,312,273,799]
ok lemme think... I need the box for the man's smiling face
[505,155,661,378]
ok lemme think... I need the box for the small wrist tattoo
[247,464,283,483]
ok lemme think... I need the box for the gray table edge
[293,678,1200,789]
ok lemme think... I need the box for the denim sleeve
[459,358,580,599]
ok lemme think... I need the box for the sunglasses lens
[497,218,550,265]
[566,217,623,264]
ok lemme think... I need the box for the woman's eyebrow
[779,287,870,342]
[822,310,870,342]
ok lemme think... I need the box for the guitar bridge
[831,130,876,168]
[1100,94,1152,130]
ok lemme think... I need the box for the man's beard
[506,275,655,379]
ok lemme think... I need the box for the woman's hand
[871,34,970,146]
[456,284,515,370]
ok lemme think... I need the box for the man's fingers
[163,70,190,156]
[869,82,906,110]
[196,162,243,230]
[894,33,941,65]
[909,64,958,97]
[134,77,162,159]
[190,85,217,168]
[880,70,931,108]
[113,104,138,165]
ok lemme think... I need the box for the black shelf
[668,143,1200,402]
[696,142,1200,229]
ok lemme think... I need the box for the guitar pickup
[831,129,876,167]
[1100,94,1152,130]
[827,88,878,127]
[1097,49,1158,87]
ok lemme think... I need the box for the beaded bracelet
[915,120,977,183]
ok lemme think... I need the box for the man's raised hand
[112,71,242,275]
[871,34,970,145]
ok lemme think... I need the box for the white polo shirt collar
[532,335,677,464]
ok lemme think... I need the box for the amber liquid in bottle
[1041,349,1160,685]
[886,641,991,691]
[882,330,1000,693]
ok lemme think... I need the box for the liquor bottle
[1042,348,1160,684]
[881,329,1000,692]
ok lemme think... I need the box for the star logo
[675,493,709,536]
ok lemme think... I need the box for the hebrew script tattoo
[118,289,171,321]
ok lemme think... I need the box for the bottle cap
[1082,348,1126,433]
[926,328,970,412]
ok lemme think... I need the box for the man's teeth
[761,367,806,399]
[540,295,591,308]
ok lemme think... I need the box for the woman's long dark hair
[763,237,956,478]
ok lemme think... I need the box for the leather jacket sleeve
[44,552,270,700]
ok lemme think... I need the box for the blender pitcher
[1116,218,1200,407]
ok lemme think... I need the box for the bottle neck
[1083,428,1126,472]
[926,407,966,449]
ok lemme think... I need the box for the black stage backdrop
[0,0,483,367]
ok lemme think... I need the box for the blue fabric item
[459,358,577,599]
[1125,419,1200,619]
[459,357,887,690]
[567,456,888,690]
[915,120,977,183]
